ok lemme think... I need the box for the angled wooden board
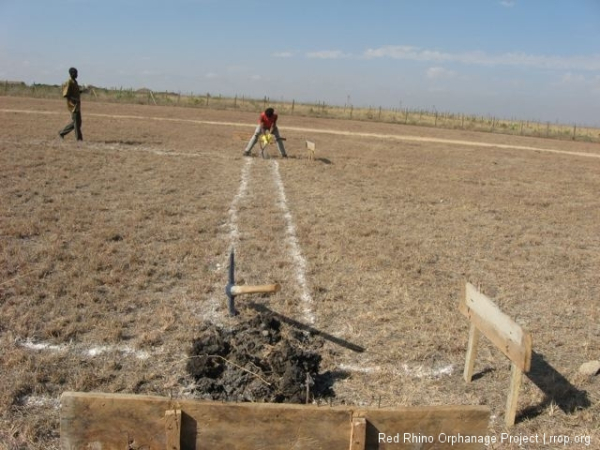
[61,392,490,450]
[459,282,532,372]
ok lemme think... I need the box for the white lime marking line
[3,108,600,160]
[270,160,315,325]
[210,157,315,324]
[17,337,454,381]
[19,339,152,360]
[206,157,254,324]
[339,362,454,379]
[227,157,253,252]
[11,107,586,388]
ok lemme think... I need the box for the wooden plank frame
[60,392,490,449]
[459,282,533,427]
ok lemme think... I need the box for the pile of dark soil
[186,313,335,403]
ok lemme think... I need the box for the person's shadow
[517,351,591,422]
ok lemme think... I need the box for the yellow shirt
[62,78,80,112]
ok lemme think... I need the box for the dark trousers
[59,110,83,140]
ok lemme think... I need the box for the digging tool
[259,131,287,159]
[225,250,280,316]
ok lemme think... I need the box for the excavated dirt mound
[186,313,335,403]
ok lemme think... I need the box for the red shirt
[259,112,277,129]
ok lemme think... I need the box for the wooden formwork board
[61,392,490,449]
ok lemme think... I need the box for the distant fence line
[3,81,599,143]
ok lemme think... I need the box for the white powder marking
[3,109,599,160]
[21,395,61,409]
[19,339,152,360]
[205,157,253,323]
[20,340,68,352]
[270,160,315,324]
[227,157,253,251]
[339,362,454,379]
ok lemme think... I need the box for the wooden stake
[306,140,316,161]
[463,323,480,383]
[505,363,523,427]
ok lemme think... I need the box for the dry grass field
[1,96,599,449]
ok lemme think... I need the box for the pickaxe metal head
[226,249,237,315]
[225,249,280,316]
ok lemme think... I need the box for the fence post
[291,99,295,115]
[573,124,577,140]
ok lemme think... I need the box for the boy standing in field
[58,67,83,141]
[243,107,288,158]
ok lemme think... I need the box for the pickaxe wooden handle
[229,284,280,296]
[225,250,281,316]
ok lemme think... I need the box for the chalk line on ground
[204,157,254,324]
[3,108,600,160]
[339,362,454,379]
[18,339,152,360]
[270,160,315,325]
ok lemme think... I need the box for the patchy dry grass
[1,96,599,449]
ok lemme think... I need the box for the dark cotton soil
[186,313,336,403]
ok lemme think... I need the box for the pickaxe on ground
[225,250,280,316]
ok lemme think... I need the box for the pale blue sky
[2,0,600,125]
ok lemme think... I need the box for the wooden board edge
[460,282,532,372]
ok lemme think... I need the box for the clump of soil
[186,313,334,403]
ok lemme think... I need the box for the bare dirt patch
[1,96,599,449]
